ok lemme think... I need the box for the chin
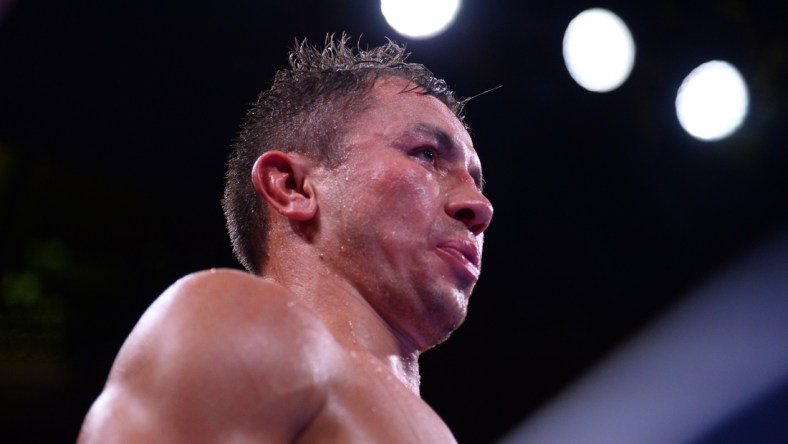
[421,288,470,348]
[423,323,464,351]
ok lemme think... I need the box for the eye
[413,147,438,163]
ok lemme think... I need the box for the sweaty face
[315,77,493,350]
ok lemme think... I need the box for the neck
[262,245,423,394]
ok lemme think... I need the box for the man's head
[307,75,493,348]
[222,34,467,273]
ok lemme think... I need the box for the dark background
[1,0,785,442]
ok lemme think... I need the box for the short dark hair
[222,34,467,273]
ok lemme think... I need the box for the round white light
[381,0,461,40]
[563,8,636,92]
[675,61,749,141]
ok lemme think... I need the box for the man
[79,34,493,443]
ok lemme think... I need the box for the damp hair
[222,33,467,273]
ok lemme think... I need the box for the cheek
[333,160,441,242]
[377,166,437,213]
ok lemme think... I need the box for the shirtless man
[78,35,493,443]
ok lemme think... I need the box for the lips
[435,238,481,282]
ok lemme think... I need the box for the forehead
[348,77,479,160]
[366,77,466,131]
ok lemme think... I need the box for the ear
[251,151,318,222]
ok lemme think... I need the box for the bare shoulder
[118,268,334,374]
[79,268,335,443]
[149,268,322,331]
[136,268,333,359]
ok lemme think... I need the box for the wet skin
[79,77,493,443]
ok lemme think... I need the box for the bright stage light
[381,0,461,39]
[563,8,636,92]
[676,61,749,142]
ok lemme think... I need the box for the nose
[445,186,493,236]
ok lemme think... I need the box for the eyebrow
[404,123,486,192]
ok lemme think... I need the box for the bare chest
[295,354,456,444]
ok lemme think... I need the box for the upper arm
[79,270,330,443]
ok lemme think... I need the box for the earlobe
[251,151,318,221]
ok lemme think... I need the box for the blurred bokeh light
[563,8,636,92]
[676,61,749,141]
[381,0,461,39]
